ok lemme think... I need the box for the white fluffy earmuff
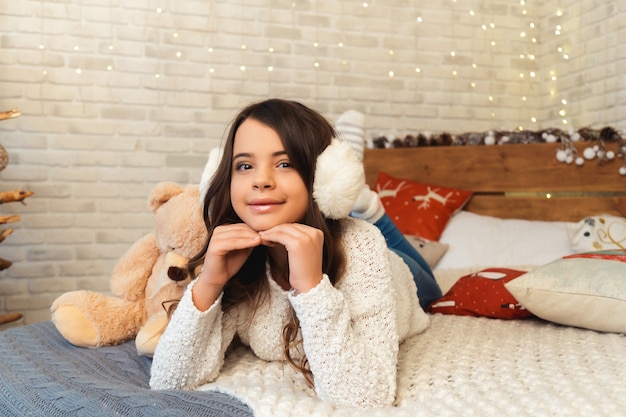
[198,138,364,219]
[312,139,365,219]
[199,146,223,205]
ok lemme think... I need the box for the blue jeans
[373,214,442,310]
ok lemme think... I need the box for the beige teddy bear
[51,181,208,356]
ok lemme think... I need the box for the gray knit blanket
[0,321,253,417]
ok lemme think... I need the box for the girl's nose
[253,167,275,189]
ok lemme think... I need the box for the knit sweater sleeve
[288,219,402,408]
[149,280,237,390]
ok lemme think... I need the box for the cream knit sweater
[150,218,430,408]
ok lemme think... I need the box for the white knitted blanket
[197,269,626,417]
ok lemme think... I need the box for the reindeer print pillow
[375,171,473,241]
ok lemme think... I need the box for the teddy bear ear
[148,181,186,213]
[199,146,224,205]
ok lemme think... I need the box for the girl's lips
[248,199,283,213]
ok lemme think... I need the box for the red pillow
[428,268,534,319]
[374,171,472,241]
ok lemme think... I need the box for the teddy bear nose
[167,266,189,282]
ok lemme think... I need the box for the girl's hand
[192,223,261,311]
[259,223,324,293]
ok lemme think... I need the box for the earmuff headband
[199,139,364,220]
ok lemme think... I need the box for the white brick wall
[1,0,624,326]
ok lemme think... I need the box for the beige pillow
[505,251,626,333]
[404,235,449,269]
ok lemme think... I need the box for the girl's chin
[244,216,301,232]
[244,218,281,232]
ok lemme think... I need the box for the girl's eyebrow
[232,150,288,160]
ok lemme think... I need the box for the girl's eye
[277,161,292,169]
[236,162,252,171]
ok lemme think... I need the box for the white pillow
[436,211,575,270]
[567,214,626,252]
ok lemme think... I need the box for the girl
[150,99,440,408]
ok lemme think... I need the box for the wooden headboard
[363,142,625,222]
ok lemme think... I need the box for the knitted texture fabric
[2,273,626,416]
[0,321,253,417]
[193,312,626,417]
[335,109,365,161]
[150,218,430,408]
[334,110,384,222]
[350,185,385,223]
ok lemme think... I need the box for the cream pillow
[505,251,626,333]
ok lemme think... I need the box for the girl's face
[230,118,309,232]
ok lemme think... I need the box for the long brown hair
[189,98,346,386]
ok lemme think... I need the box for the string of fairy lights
[33,0,616,132]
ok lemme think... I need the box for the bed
[1,140,625,417]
